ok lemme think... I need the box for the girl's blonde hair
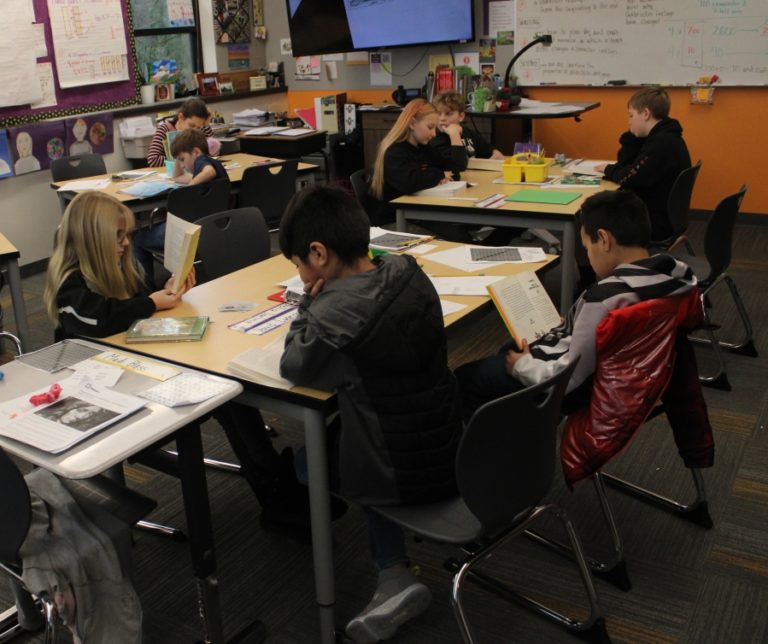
[44,191,144,325]
[370,99,437,199]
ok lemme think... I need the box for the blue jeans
[132,221,166,288]
[294,447,407,570]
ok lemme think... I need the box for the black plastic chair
[672,185,755,388]
[653,160,702,251]
[166,179,232,223]
[370,361,610,644]
[50,154,106,183]
[238,160,298,230]
[349,166,379,220]
[0,446,156,642]
[195,207,271,282]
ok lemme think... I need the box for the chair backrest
[456,361,576,535]
[703,185,748,281]
[666,160,702,239]
[166,179,232,223]
[350,166,377,215]
[50,154,107,182]
[0,447,31,565]
[238,160,299,229]
[195,207,271,282]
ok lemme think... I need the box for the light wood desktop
[393,167,618,313]
[0,233,31,351]
[0,339,243,643]
[51,153,318,214]
[95,242,556,644]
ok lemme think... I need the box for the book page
[164,213,201,293]
[488,271,561,345]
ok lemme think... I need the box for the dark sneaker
[345,580,431,643]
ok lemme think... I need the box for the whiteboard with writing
[515,0,768,86]
[46,0,129,88]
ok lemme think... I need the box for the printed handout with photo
[10,122,67,173]
[34,396,119,432]
[0,130,13,179]
[65,115,114,156]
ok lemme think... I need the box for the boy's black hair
[576,190,651,247]
[170,128,209,157]
[279,186,370,264]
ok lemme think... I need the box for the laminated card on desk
[487,271,561,348]
[369,227,433,252]
[505,189,582,205]
[164,213,201,293]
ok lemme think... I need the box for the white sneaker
[345,581,432,643]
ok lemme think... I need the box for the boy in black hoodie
[595,88,691,242]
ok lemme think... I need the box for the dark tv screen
[285,0,475,57]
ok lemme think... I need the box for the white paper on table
[440,300,468,317]
[406,244,438,255]
[57,179,111,191]
[425,246,493,273]
[563,159,613,176]
[277,274,304,289]
[0,377,146,454]
[70,359,124,389]
[139,373,233,407]
[429,275,505,296]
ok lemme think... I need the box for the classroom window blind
[131,0,199,92]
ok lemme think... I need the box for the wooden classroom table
[50,152,317,214]
[393,167,618,313]
[95,241,556,643]
[0,233,31,351]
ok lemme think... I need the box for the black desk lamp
[504,34,553,99]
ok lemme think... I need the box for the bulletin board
[513,0,768,86]
[0,0,139,128]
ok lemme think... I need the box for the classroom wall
[0,94,288,268]
[261,0,767,216]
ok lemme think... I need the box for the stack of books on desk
[232,108,268,127]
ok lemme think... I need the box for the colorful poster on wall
[227,44,250,70]
[64,115,114,156]
[0,130,14,178]
[9,121,67,174]
[213,0,251,44]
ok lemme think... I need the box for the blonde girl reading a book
[44,191,194,341]
[369,98,455,225]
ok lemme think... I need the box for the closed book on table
[126,316,210,343]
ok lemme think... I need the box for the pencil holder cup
[165,160,175,177]
[502,160,522,182]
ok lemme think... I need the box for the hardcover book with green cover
[126,316,209,343]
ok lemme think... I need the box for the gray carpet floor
[1,220,767,643]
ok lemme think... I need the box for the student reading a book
[369,98,460,231]
[45,191,326,535]
[594,87,691,244]
[455,190,697,420]
[430,90,504,174]
[170,128,228,185]
[135,131,228,288]
[278,186,463,643]
[146,97,215,168]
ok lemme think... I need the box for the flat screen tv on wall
[285,0,475,58]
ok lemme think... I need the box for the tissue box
[120,135,153,160]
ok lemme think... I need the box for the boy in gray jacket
[279,186,462,643]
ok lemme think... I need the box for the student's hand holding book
[151,267,196,310]
[504,339,530,374]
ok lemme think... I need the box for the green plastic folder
[505,189,582,205]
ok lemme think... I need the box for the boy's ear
[307,241,329,265]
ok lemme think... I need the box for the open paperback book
[164,213,201,293]
[227,337,293,389]
[0,377,146,454]
[487,271,561,347]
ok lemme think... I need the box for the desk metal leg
[395,208,406,232]
[560,222,576,314]
[176,422,226,644]
[304,408,336,644]
[4,259,31,353]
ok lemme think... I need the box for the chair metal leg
[601,467,713,529]
[525,474,631,591]
[694,306,732,391]
[448,504,610,642]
